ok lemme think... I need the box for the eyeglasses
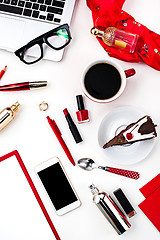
[15,24,71,64]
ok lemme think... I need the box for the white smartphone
[35,157,81,216]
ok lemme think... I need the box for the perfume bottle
[91,27,139,53]
[0,102,21,131]
[89,184,131,235]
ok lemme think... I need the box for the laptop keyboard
[0,0,65,23]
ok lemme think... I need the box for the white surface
[98,106,156,165]
[0,0,160,239]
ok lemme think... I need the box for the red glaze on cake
[103,116,157,149]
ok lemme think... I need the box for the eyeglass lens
[47,28,69,48]
[23,44,42,63]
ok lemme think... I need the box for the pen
[0,66,7,79]
[46,116,75,166]
[0,81,47,91]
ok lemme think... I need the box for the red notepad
[139,174,160,232]
[0,150,61,240]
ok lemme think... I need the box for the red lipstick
[76,95,89,123]
[63,108,83,144]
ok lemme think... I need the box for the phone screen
[37,162,78,210]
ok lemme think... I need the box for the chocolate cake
[103,116,157,149]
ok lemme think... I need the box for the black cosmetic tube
[63,108,83,144]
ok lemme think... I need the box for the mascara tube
[63,108,83,143]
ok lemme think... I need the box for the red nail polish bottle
[76,95,89,123]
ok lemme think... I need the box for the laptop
[0,0,76,61]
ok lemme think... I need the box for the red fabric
[86,0,160,71]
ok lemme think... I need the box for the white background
[0,0,160,239]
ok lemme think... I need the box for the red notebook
[139,174,160,232]
[0,150,61,240]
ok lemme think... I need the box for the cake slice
[103,116,157,149]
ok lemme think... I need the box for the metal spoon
[77,158,140,180]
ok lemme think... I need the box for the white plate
[98,106,156,165]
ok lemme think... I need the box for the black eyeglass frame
[15,24,72,64]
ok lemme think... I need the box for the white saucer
[98,106,156,165]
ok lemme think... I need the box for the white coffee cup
[81,59,135,103]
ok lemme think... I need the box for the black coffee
[84,63,121,100]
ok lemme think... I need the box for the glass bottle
[89,184,131,235]
[91,27,139,53]
[0,102,21,131]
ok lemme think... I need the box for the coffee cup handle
[124,69,136,78]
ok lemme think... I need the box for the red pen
[0,66,7,79]
[46,116,75,166]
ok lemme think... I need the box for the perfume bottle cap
[90,27,104,37]
[11,102,21,112]
[89,184,99,195]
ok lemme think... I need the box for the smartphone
[35,157,81,215]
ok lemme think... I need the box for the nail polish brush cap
[76,95,85,111]
[76,95,89,123]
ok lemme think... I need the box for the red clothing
[87,0,160,71]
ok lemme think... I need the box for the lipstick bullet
[63,108,83,144]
